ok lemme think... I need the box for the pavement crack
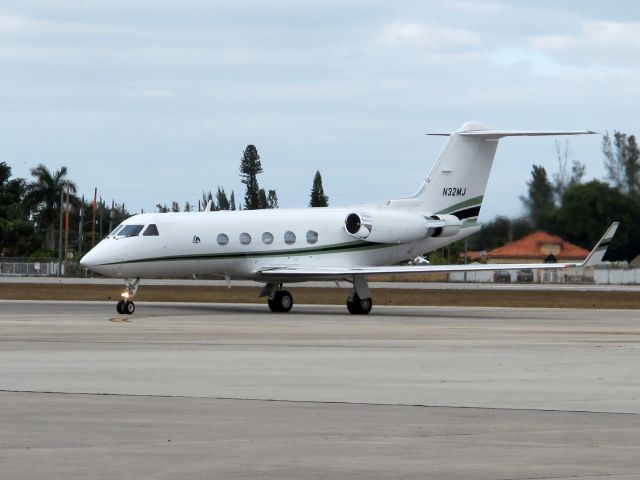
[0,389,639,416]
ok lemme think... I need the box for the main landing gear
[116,277,140,315]
[262,283,294,312]
[268,290,293,312]
[345,274,372,315]
[261,275,373,315]
[346,293,373,315]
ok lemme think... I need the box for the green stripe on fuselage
[98,240,389,266]
[436,196,483,215]
[96,223,484,267]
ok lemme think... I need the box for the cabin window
[143,224,159,236]
[118,225,144,237]
[306,230,318,244]
[217,233,229,246]
[239,232,252,245]
[262,232,274,244]
[284,231,296,245]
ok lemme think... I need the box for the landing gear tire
[122,300,135,315]
[116,300,125,314]
[347,294,372,315]
[268,290,293,313]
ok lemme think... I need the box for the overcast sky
[1,0,639,220]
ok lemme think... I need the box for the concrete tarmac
[1,301,640,479]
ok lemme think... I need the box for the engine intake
[344,212,372,239]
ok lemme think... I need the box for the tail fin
[580,222,619,267]
[388,121,595,221]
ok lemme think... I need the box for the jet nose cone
[79,251,94,268]
[79,242,120,276]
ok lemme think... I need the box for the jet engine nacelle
[344,210,430,244]
[425,214,462,238]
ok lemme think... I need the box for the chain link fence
[1,258,639,284]
[0,258,84,277]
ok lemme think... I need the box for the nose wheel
[116,277,140,315]
[116,300,136,315]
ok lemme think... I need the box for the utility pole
[463,238,468,283]
[108,200,114,234]
[99,198,103,240]
[78,195,84,261]
[63,184,70,275]
[57,188,64,277]
[91,188,97,247]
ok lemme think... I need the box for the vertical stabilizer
[388,121,499,221]
[387,122,595,221]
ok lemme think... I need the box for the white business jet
[80,122,618,315]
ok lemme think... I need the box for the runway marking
[1,389,639,416]
[0,338,410,349]
[109,317,131,323]
[499,474,640,480]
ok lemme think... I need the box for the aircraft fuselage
[82,208,478,280]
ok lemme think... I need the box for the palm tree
[24,164,77,251]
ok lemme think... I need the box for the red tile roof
[468,230,589,260]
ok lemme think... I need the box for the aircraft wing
[258,223,619,280]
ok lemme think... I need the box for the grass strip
[0,283,638,309]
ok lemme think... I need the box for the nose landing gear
[116,299,135,315]
[116,277,140,315]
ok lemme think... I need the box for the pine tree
[603,131,640,195]
[170,201,180,212]
[267,190,278,209]
[625,135,640,195]
[230,190,236,210]
[520,165,555,228]
[309,170,329,207]
[257,188,268,209]
[200,190,214,211]
[216,186,230,210]
[240,145,263,210]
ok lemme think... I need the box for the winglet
[580,222,619,267]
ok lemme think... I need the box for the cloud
[0,2,638,217]
[0,13,34,33]
[531,20,640,64]
[380,22,481,50]
[443,1,505,14]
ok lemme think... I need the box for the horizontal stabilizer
[428,130,597,138]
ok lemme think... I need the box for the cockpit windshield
[110,224,124,237]
[118,225,145,237]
